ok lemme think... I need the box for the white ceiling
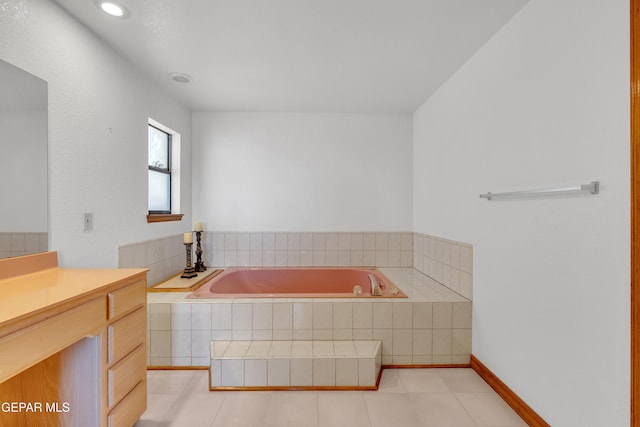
[54,0,528,113]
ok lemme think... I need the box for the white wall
[0,0,192,267]
[413,0,629,425]
[193,113,412,232]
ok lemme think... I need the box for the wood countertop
[0,252,147,327]
[0,268,147,328]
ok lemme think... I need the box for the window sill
[147,213,184,223]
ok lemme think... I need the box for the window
[148,125,171,213]
[147,119,182,222]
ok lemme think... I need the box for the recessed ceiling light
[95,0,130,18]
[169,73,192,83]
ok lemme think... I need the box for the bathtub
[187,267,407,299]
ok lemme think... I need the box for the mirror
[0,59,48,258]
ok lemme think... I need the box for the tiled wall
[119,232,413,287]
[413,233,473,300]
[148,299,472,367]
[118,234,184,287]
[0,232,48,259]
[203,232,413,269]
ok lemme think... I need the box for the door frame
[631,0,640,424]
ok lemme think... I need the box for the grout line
[207,388,229,427]
[450,389,482,427]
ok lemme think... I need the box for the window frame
[148,124,172,215]
[146,119,183,223]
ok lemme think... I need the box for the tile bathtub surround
[203,232,413,269]
[147,268,472,367]
[413,233,473,300]
[118,231,412,287]
[0,232,48,259]
[118,231,475,296]
[118,234,185,286]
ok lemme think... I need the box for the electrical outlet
[83,213,93,231]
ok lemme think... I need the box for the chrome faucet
[369,274,382,296]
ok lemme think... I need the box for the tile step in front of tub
[209,340,382,390]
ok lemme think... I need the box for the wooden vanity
[0,252,148,427]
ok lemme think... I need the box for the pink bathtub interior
[187,267,407,298]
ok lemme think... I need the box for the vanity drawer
[108,278,146,320]
[108,344,146,408]
[107,380,146,427]
[108,307,145,364]
[0,296,105,383]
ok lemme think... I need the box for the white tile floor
[135,368,528,427]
